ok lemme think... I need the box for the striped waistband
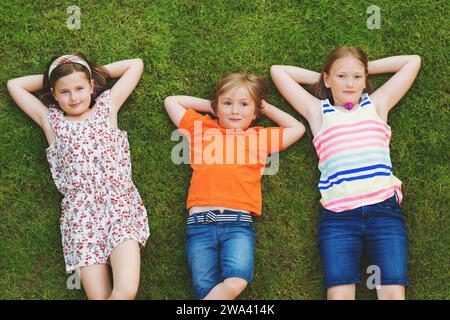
[187,210,253,225]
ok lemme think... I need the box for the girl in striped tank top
[271,47,421,300]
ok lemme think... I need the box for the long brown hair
[310,46,374,104]
[211,71,268,120]
[40,52,110,108]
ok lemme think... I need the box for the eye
[76,86,85,91]
[337,75,345,78]
[224,101,231,106]
[242,102,248,107]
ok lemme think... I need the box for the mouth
[343,91,356,95]
[70,103,82,108]
[228,118,242,122]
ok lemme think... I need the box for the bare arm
[369,55,421,119]
[270,65,322,135]
[6,75,49,128]
[104,58,144,112]
[261,100,305,148]
[164,95,214,127]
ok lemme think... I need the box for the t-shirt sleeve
[259,127,286,155]
[178,108,207,138]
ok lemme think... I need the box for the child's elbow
[164,96,177,110]
[6,79,17,94]
[410,55,421,68]
[164,95,175,104]
[296,123,306,139]
[133,58,144,70]
[415,55,422,67]
[6,80,12,92]
[270,65,282,76]
[164,96,172,107]
[290,123,306,142]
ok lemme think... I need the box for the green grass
[0,0,449,299]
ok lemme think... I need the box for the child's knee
[84,285,111,300]
[87,292,110,300]
[223,277,248,296]
[377,286,405,300]
[327,284,356,300]
[112,282,139,300]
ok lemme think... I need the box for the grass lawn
[0,0,448,299]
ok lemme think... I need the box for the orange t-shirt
[178,109,285,216]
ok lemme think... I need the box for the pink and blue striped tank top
[313,93,402,212]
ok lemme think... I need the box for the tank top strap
[93,89,113,121]
[358,93,382,119]
[47,107,64,133]
[359,92,373,108]
[321,98,335,115]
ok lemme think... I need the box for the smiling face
[216,86,257,129]
[51,71,94,116]
[323,56,367,106]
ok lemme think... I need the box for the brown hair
[310,46,374,104]
[211,71,268,120]
[40,52,110,108]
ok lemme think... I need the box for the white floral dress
[46,90,149,272]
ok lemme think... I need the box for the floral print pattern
[46,90,149,272]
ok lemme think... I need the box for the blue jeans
[318,195,409,289]
[185,212,255,299]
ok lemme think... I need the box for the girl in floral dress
[7,53,149,300]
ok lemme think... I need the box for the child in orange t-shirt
[165,71,305,299]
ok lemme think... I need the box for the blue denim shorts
[318,195,409,289]
[185,210,256,299]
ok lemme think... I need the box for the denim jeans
[318,195,409,289]
[185,211,255,299]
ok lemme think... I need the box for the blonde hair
[310,46,374,104]
[211,71,268,119]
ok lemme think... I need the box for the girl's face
[217,86,257,129]
[323,56,366,106]
[52,72,94,116]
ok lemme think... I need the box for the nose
[347,80,353,88]
[69,91,80,103]
[231,104,240,114]
[346,78,354,88]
